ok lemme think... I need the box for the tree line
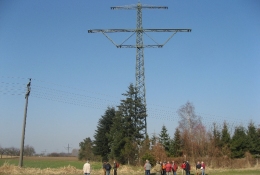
[0,145,35,158]
[78,84,260,166]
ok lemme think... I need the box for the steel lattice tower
[88,2,191,135]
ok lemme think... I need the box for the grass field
[0,157,260,175]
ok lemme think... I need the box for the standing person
[103,161,107,175]
[160,161,163,175]
[83,160,91,175]
[171,161,178,175]
[184,161,190,175]
[201,161,205,175]
[144,160,152,175]
[154,161,162,175]
[113,160,118,175]
[162,162,166,175]
[165,161,172,175]
[196,161,201,175]
[181,161,186,175]
[105,162,112,175]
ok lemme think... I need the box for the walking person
[105,162,112,175]
[154,161,162,175]
[83,160,91,175]
[171,161,178,175]
[201,161,205,175]
[165,161,172,175]
[144,160,152,175]
[196,161,201,175]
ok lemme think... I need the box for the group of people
[195,161,206,175]
[145,159,206,175]
[83,160,119,175]
[177,160,206,175]
[83,159,205,175]
[153,160,179,175]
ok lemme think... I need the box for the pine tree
[221,121,231,146]
[231,126,247,158]
[172,128,182,157]
[212,123,221,148]
[119,83,146,141]
[108,84,146,164]
[256,127,260,155]
[247,122,259,155]
[93,107,115,161]
[78,137,94,160]
[159,125,170,153]
[220,121,231,157]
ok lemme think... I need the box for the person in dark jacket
[105,162,112,175]
[196,161,201,175]
[184,161,190,175]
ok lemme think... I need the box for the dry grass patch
[1,162,260,175]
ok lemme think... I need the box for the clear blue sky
[1,0,259,154]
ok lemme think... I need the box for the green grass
[0,157,101,169]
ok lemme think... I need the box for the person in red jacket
[201,161,206,175]
[181,161,186,175]
[165,161,172,175]
[171,161,178,175]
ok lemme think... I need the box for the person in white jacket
[83,160,91,175]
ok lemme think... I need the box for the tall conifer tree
[93,107,115,161]
[108,84,146,164]
[159,125,170,153]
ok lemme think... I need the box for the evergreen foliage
[221,121,231,147]
[231,126,247,158]
[78,137,93,160]
[247,122,260,155]
[93,107,115,161]
[212,123,221,148]
[171,128,182,157]
[108,84,146,164]
[159,125,170,153]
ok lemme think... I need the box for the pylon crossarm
[88,29,191,33]
[120,32,136,45]
[111,5,168,10]
[143,29,191,32]
[101,32,118,47]
[88,29,135,33]
[117,45,163,48]
[161,31,178,46]
[143,32,160,45]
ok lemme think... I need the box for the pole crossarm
[111,5,168,10]
[88,29,191,48]
[88,29,191,33]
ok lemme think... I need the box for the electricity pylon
[88,2,191,135]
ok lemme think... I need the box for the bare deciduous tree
[177,101,204,159]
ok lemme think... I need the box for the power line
[0,77,252,127]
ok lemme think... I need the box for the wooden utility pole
[19,79,31,167]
